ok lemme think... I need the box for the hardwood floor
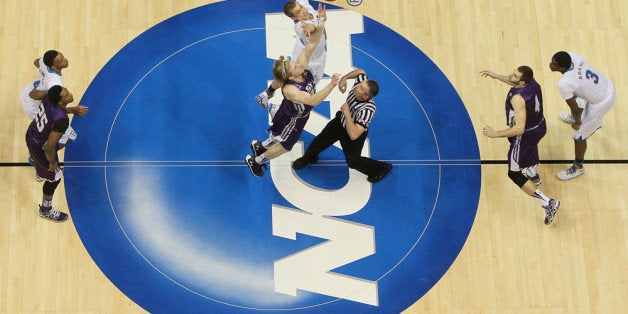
[1,1,625,312]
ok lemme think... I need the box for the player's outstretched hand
[70,105,89,116]
[301,22,312,37]
[330,73,341,86]
[482,125,496,138]
[338,77,348,93]
[317,3,327,22]
[479,70,497,79]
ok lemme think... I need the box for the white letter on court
[273,205,377,306]
[266,10,378,306]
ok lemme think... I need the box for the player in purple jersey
[25,86,75,222]
[480,66,560,225]
[246,4,340,177]
[292,68,393,183]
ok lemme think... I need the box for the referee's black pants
[301,111,388,177]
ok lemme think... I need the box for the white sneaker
[543,199,560,225]
[559,113,576,124]
[556,164,584,181]
[255,91,269,108]
[34,173,44,182]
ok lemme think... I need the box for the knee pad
[508,170,528,188]
[43,179,61,196]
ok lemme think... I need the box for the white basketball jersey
[40,66,64,90]
[292,0,326,62]
[557,52,612,104]
[29,57,49,91]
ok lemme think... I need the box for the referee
[292,68,392,183]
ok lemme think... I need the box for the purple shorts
[26,135,62,182]
[508,120,547,171]
[269,111,310,151]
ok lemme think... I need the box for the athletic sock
[531,189,550,207]
[42,197,53,209]
[255,154,268,164]
[261,139,273,148]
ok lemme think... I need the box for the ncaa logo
[347,0,363,7]
[65,1,480,312]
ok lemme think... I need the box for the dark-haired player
[20,50,88,169]
[480,66,560,225]
[25,85,75,222]
[549,51,616,181]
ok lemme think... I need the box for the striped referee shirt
[340,73,376,129]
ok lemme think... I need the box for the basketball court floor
[0,0,625,313]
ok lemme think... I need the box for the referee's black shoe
[292,156,318,170]
[367,163,393,183]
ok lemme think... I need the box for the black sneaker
[250,140,267,157]
[245,154,264,177]
[367,163,393,183]
[542,199,560,225]
[38,205,69,222]
[292,156,318,170]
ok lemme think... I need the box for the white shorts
[59,126,78,145]
[573,81,616,141]
[20,84,40,121]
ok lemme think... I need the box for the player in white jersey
[20,50,87,147]
[550,51,616,181]
[20,50,88,175]
[289,0,326,83]
[255,0,328,113]
[19,57,49,120]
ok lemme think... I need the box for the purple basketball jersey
[505,78,544,129]
[25,96,69,181]
[270,70,316,151]
[504,78,547,170]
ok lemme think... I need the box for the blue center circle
[65,1,481,312]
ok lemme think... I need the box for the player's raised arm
[296,3,326,67]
